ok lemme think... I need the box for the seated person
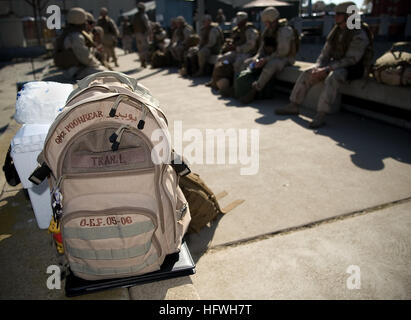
[53,7,105,80]
[193,14,224,77]
[168,16,195,66]
[238,6,298,104]
[275,1,373,129]
[207,11,259,96]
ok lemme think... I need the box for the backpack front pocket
[61,208,162,280]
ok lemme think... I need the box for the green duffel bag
[234,67,277,100]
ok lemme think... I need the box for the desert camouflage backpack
[179,172,244,233]
[373,42,411,86]
[30,71,191,280]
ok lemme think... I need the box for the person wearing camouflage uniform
[218,11,259,74]
[206,12,259,95]
[150,22,168,52]
[53,7,105,80]
[169,16,195,65]
[83,12,112,70]
[240,6,298,103]
[133,2,151,67]
[193,15,224,76]
[216,9,226,26]
[121,16,134,54]
[97,7,120,67]
[276,1,373,128]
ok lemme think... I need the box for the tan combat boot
[309,112,326,129]
[275,102,300,115]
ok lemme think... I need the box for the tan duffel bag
[373,42,411,86]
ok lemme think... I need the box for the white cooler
[11,124,52,229]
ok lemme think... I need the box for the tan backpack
[30,71,191,281]
[373,42,411,86]
[179,172,244,233]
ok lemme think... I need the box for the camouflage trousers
[135,32,149,64]
[218,51,252,74]
[243,57,291,91]
[198,47,219,69]
[122,35,133,54]
[102,34,117,63]
[198,47,210,70]
[290,66,348,113]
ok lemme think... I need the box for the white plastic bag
[15,81,74,124]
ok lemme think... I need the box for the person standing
[121,16,134,54]
[216,8,226,26]
[133,2,151,68]
[97,7,120,67]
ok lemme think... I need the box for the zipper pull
[109,125,128,151]
[138,104,148,130]
[51,186,63,227]
[109,95,127,117]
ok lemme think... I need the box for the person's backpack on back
[30,71,191,281]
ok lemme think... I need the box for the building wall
[155,0,194,28]
[3,0,143,24]
[371,0,411,17]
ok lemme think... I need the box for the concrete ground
[0,49,411,300]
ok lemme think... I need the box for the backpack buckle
[29,163,51,185]
[171,152,191,177]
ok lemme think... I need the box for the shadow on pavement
[213,83,411,171]
[25,66,46,76]
[42,74,75,84]
[310,112,411,171]
[275,109,411,171]
[187,76,210,87]
[0,124,9,135]
[134,68,163,81]
[0,190,64,299]
[185,214,223,263]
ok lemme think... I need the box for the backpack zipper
[109,95,129,118]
